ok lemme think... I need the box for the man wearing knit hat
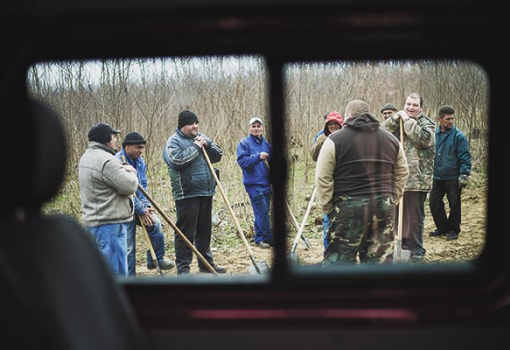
[163,110,226,275]
[116,132,175,275]
[381,103,398,120]
[79,122,139,276]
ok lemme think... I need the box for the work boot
[411,252,424,263]
[264,238,275,247]
[446,231,459,241]
[147,258,175,270]
[199,265,227,274]
[429,229,446,237]
[255,241,271,249]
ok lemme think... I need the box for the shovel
[202,146,269,275]
[289,186,317,264]
[138,215,164,276]
[393,119,411,264]
[264,160,312,250]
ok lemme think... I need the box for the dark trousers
[174,196,215,274]
[429,179,462,234]
[396,191,427,255]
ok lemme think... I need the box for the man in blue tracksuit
[116,132,175,275]
[237,117,274,249]
[429,105,472,241]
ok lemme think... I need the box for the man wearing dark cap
[163,110,226,275]
[381,103,398,120]
[116,132,175,275]
[79,122,139,276]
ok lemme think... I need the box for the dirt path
[137,181,486,277]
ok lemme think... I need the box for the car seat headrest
[11,99,67,213]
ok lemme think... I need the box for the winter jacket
[316,113,409,214]
[381,112,435,192]
[115,149,150,216]
[78,141,138,226]
[309,130,326,161]
[433,125,471,180]
[237,134,272,186]
[163,128,222,201]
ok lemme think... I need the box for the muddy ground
[136,179,486,277]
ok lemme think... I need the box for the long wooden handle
[397,119,405,241]
[137,184,218,275]
[202,146,261,274]
[292,187,317,247]
[138,215,163,276]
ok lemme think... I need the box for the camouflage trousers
[323,194,395,266]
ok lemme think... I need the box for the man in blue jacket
[429,105,472,241]
[163,110,226,275]
[237,117,274,249]
[116,132,175,275]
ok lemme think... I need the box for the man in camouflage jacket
[381,92,435,262]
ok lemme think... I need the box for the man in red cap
[309,111,343,253]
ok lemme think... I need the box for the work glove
[458,174,469,189]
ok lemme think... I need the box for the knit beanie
[178,110,199,129]
[380,103,398,113]
[88,122,120,144]
[323,111,344,136]
[122,132,147,147]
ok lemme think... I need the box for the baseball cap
[248,117,264,126]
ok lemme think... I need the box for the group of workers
[78,92,471,276]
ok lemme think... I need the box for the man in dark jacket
[316,100,409,265]
[116,132,175,275]
[163,110,226,275]
[429,105,472,241]
[237,117,274,249]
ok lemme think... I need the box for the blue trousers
[126,214,166,276]
[245,185,273,244]
[323,213,329,253]
[88,223,129,277]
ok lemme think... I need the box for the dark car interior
[2,0,510,349]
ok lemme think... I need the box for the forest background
[27,56,489,274]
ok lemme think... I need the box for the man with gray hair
[316,99,409,265]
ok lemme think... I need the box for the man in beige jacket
[316,99,409,265]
